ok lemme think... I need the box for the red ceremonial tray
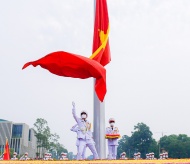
[105,134,121,139]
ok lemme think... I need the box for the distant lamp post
[155,131,167,155]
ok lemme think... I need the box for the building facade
[0,119,37,158]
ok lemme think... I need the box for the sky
[0,0,190,156]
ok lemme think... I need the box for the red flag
[89,0,111,66]
[22,51,106,102]
[3,138,10,160]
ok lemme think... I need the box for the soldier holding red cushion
[105,118,120,159]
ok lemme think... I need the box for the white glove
[72,101,75,108]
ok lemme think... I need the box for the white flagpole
[93,88,106,159]
[93,0,106,159]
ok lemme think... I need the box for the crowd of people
[131,151,169,160]
[0,152,30,160]
[159,152,169,159]
[0,150,169,161]
[0,151,68,161]
[146,152,156,160]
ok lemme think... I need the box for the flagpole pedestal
[93,89,106,159]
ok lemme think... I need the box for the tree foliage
[117,135,131,158]
[118,122,190,159]
[67,152,75,160]
[130,123,154,158]
[117,123,155,158]
[118,123,158,158]
[33,118,68,158]
[160,134,190,158]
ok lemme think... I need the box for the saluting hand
[72,101,75,108]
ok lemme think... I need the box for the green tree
[34,118,49,134]
[67,152,75,160]
[33,118,68,159]
[130,122,154,158]
[34,118,52,157]
[9,148,14,158]
[160,134,190,158]
[56,143,68,156]
[148,139,159,158]
[117,123,158,159]
[117,135,131,158]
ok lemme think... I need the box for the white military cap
[63,153,67,156]
[121,152,126,156]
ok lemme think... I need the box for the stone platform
[1,159,190,164]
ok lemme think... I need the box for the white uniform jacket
[106,127,119,146]
[72,107,92,140]
[11,157,18,160]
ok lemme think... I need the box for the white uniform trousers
[108,145,118,159]
[77,138,99,160]
[77,145,86,159]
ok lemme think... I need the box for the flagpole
[93,80,106,159]
[93,0,106,159]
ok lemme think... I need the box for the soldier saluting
[72,101,99,160]
[20,152,30,160]
[11,152,18,160]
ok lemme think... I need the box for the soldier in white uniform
[148,153,151,159]
[0,153,3,160]
[11,152,18,160]
[48,153,53,160]
[149,152,153,160]
[134,153,137,160]
[137,152,141,159]
[120,152,127,159]
[72,102,99,160]
[71,124,87,159]
[159,153,163,160]
[146,153,150,160]
[43,153,49,160]
[163,152,165,159]
[162,152,168,159]
[151,152,156,159]
[106,118,119,159]
[20,152,30,160]
[59,152,68,160]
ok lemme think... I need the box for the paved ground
[1,159,190,164]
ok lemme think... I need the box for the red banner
[23,51,106,102]
[3,139,10,160]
